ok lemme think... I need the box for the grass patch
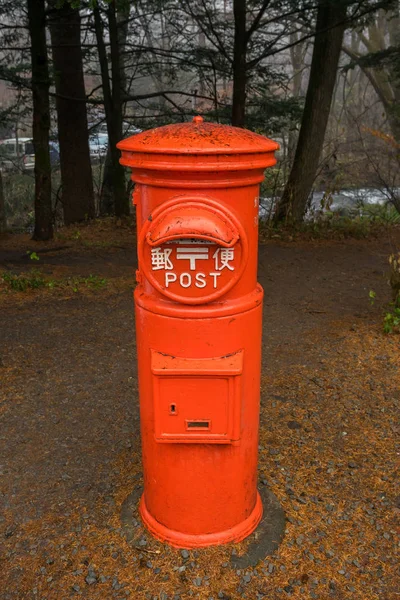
[1,270,47,292]
[259,214,399,242]
[1,270,108,294]
[383,303,400,334]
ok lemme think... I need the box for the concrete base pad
[120,484,285,568]
[230,485,286,568]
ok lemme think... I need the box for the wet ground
[0,226,399,599]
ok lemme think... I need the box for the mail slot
[118,116,279,548]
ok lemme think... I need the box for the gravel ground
[0,228,399,599]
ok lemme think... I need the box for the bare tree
[287,31,308,163]
[275,0,348,224]
[232,0,247,126]
[343,6,400,143]
[99,0,131,215]
[27,0,53,240]
[94,1,128,217]
[0,171,6,233]
[49,1,95,225]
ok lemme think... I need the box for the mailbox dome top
[117,117,279,155]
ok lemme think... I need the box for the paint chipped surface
[117,120,279,155]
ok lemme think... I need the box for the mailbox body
[118,119,278,548]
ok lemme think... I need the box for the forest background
[1,4,400,598]
[0,0,399,240]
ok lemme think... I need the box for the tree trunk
[275,0,347,224]
[287,32,307,167]
[99,0,130,216]
[108,1,127,217]
[27,0,53,241]
[49,2,95,225]
[0,171,6,233]
[231,0,247,127]
[94,1,128,217]
[99,148,114,215]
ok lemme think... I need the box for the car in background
[123,123,142,136]
[0,138,35,172]
[0,138,59,173]
[49,141,60,167]
[89,132,108,161]
[88,123,141,162]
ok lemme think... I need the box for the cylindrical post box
[118,117,278,548]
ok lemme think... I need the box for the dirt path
[0,231,399,600]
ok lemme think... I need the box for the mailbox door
[152,350,243,443]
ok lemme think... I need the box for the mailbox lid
[118,117,279,175]
[118,118,279,155]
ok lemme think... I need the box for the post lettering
[195,273,206,288]
[165,272,177,287]
[180,273,191,288]
[209,272,221,288]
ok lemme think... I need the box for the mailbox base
[121,484,286,562]
[139,491,263,549]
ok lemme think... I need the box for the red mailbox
[118,117,278,548]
